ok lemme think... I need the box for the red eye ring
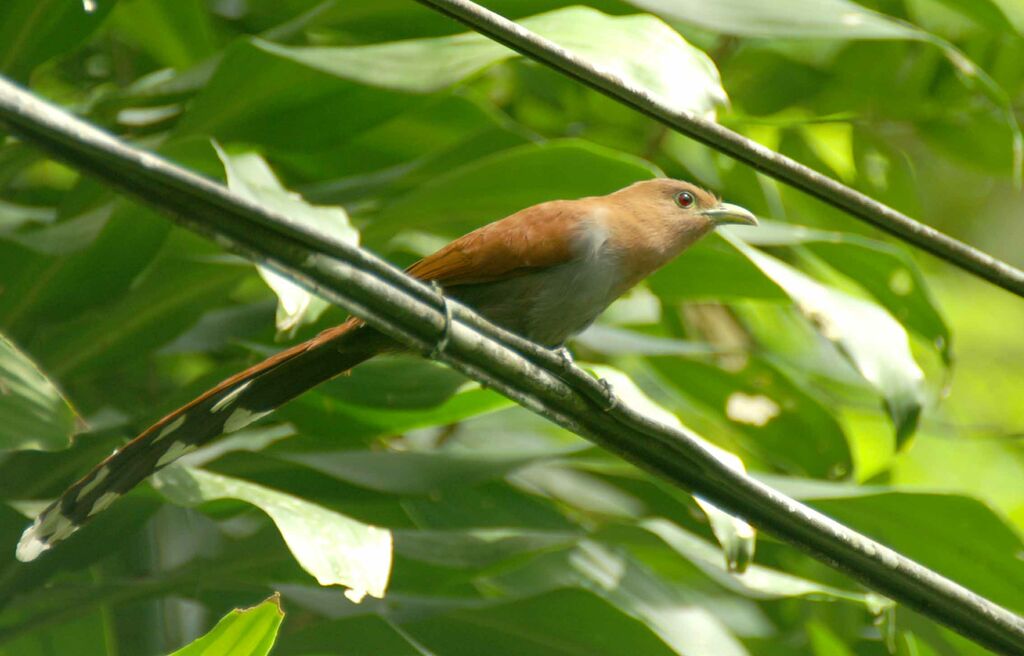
[675,190,695,208]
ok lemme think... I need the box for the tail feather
[16,319,393,562]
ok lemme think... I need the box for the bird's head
[607,179,757,263]
[618,178,758,230]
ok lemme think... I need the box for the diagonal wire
[1,75,1022,654]
[412,0,1024,299]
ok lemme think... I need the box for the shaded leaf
[646,355,853,478]
[279,355,513,443]
[0,334,78,451]
[764,477,1024,613]
[366,140,660,242]
[110,0,218,70]
[641,518,870,603]
[0,0,114,82]
[590,365,757,574]
[487,541,749,656]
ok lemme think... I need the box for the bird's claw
[598,377,618,412]
[554,346,575,372]
[429,281,452,359]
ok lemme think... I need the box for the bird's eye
[674,190,695,208]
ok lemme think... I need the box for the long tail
[16,319,394,562]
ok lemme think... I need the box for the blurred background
[0,0,1021,654]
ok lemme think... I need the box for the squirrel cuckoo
[16,178,756,561]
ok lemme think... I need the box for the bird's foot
[554,346,575,372]
[598,377,618,412]
[429,281,452,359]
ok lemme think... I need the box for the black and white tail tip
[16,507,82,562]
[14,378,274,562]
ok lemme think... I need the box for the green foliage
[0,0,1022,655]
[169,595,283,656]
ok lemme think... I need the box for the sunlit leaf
[726,234,926,446]
[259,7,727,115]
[739,221,951,363]
[169,594,283,656]
[627,0,920,39]
[153,466,391,602]
[216,145,358,338]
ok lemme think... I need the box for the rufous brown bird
[16,178,756,561]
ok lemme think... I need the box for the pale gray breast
[448,214,625,346]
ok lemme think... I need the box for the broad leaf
[487,541,749,656]
[590,365,756,574]
[259,7,726,114]
[628,0,921,39]
[741,221,951,363]
[765,477,1024,613]
[153,466,391,603]
[0,334,78,451]
[216,145,358,337]
[169,594,283,656]
[726,235,925,446]
[0,0,114,82]
[365,140,660,242]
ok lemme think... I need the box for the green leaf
[284,449,557,495]
[215,145,358,338]
[365,140,661,242]
[807,620,856,656]
[764,478,1024,613]
[640,518,870,603]
[987,0,1024,33]
[178,6,724,174]
[486,542,749,656]
[404,589,687,656]
[647,233,789,302]
[109,0,218,70]
[394,527,579,568]
[589,366,757,574]
[279,355,513,443]
[627,0,921,39]
[0,0,114,82]
[629,0,1023,177]
[258,6,726,114]
[153,466,392,602]
[169,594,283,656]
[0,333,78,451]
[32,246,247,378]
[726,234,926,446]
[646,355,852,478]
[741,221,951,363]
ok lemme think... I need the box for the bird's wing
[406,201,584,286]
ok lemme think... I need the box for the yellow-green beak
[703,202,758,227]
